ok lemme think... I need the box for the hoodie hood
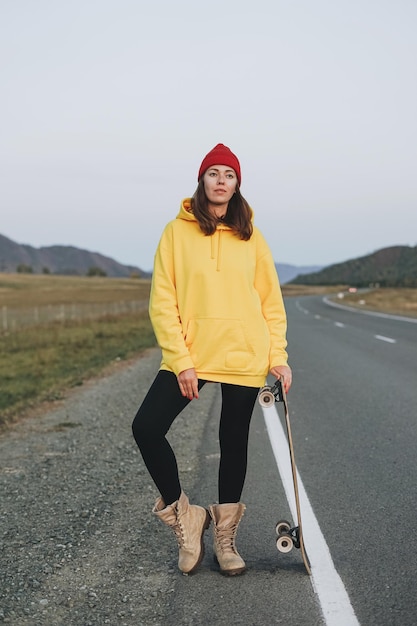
[175,197,256,271]
[176,198,197,221]
[176,198,254,223]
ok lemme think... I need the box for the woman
[132,143,291,576]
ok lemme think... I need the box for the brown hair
[191,179,253,240]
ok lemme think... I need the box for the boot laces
[170,520,185,548]
[216,524,238,553]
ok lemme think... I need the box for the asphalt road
[2,294,415,625]
[170,294,417,625]
[282,294,417,626]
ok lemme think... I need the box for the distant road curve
[323,295,417,324]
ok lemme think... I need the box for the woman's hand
[177,368,199,400]
[270,365,292,394]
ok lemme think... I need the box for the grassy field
[338,287,417,318]
[0,275,156,427]
[0,273,151,307]
[1,274,416,427]
[281,284,344,297]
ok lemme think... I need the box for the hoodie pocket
[185,317,258,373]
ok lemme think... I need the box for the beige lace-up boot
[153,491,210,574]
[209,502,246,575]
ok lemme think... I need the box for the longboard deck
[259,381,311,575]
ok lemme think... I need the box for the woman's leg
[217,384,259,503]
[133,371,209,574]
[209,383,258,576]
[132,370,206,505]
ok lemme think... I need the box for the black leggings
[132,370,259,505]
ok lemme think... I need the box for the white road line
[334,322,345,328]
[263,406,360,626]
[296,300,310,315]
[375,334,396,343]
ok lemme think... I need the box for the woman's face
[203,165,237,211]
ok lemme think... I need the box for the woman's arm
[149,226,195,377]
[254,229,292,390]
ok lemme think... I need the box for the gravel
[0,348,217,625]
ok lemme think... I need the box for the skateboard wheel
[276,533,294,553]
[259,389,275,407]
[275,520,291,535]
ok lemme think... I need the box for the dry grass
[281,284,346,297]
[0,273,151,308]
[0,311,156,427]
[0,274,155,427]
[341,288,417,318]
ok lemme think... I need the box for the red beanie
[198,143,241,185]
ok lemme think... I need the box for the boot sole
[181,510,211,575]
[213,554,246,576]
[220,567,246,576]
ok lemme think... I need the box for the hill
[0,234,150,278]
[1,233,321,281]
[290,245,417,288]
[275,263,323,284]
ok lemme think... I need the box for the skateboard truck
[275,520,300,550]
[258,380,284,406]
[258,379,312,575]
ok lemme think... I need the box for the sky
[1,0,416,272]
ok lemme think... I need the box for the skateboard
[258,380,311,575]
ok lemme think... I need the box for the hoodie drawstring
[210,230,223,271]
[217,230,223,271]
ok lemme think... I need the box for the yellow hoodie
[149,198,288,387]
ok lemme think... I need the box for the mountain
[290,245,417,288]
[275,263,323,284]
[0,234,150,278]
